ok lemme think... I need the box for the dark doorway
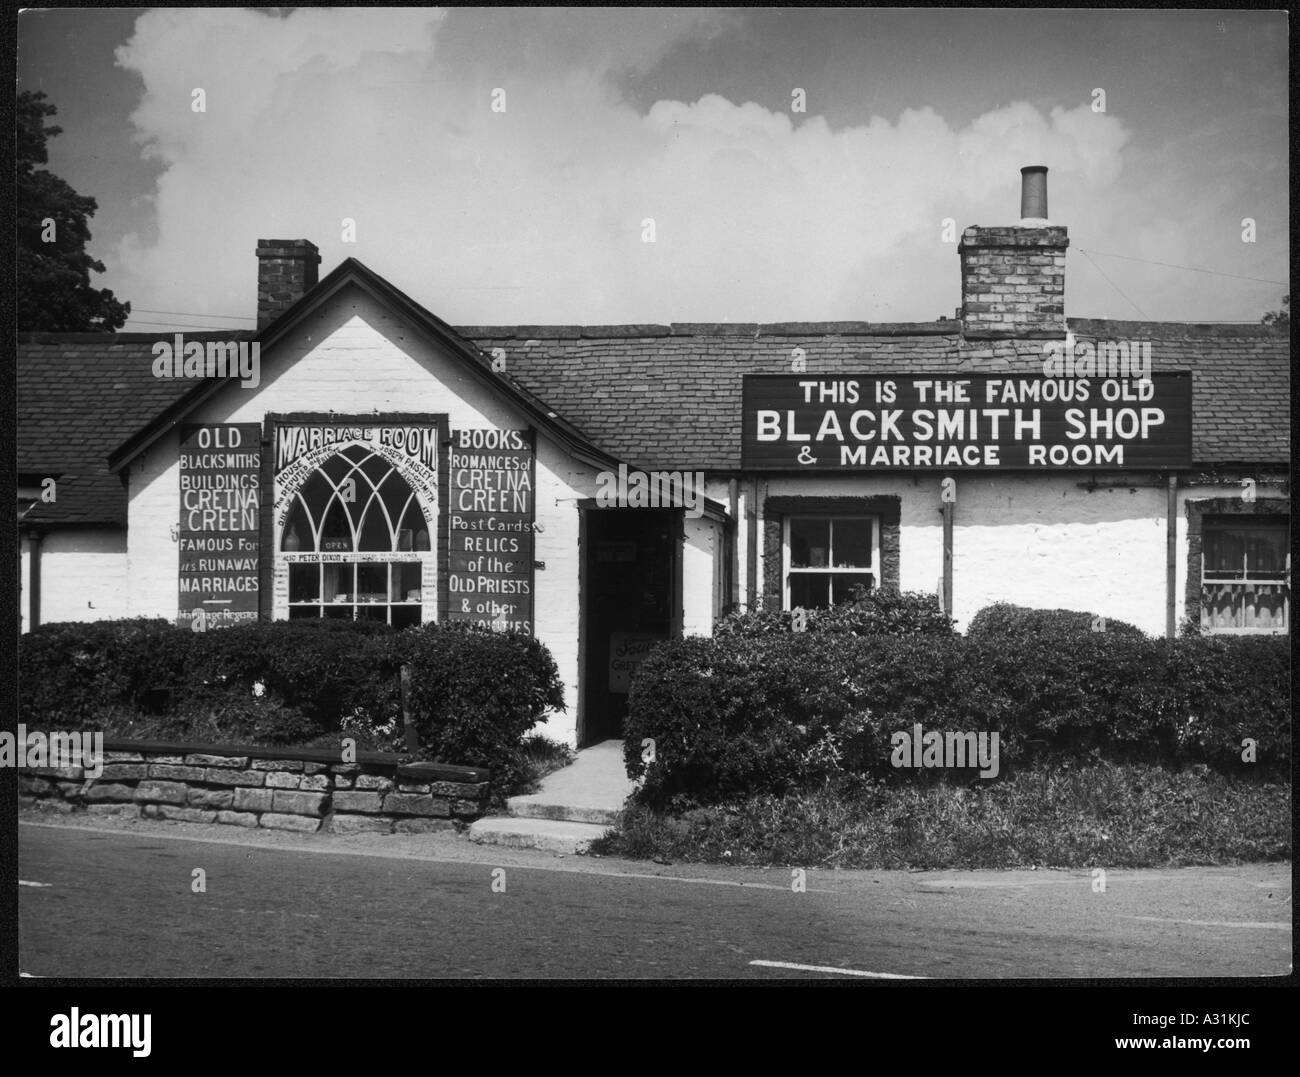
[579,508,678,747]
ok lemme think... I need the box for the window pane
[382,475,413,540]
[358,493,392,551]
[1243,584,1288,629]
[832,519,873,568]
[360,453,389,486]
[1202,584,1240,629]
[300,469,333,512]
[790,518,830,569]
[321,453,356,483]
[790,573,830,609]
[323,604,352,620]
[282,497,315,552]
[832,573,876,604]
[1202,529,1245,577]
[393,562,422,602]
[288,605,319,620]
[289,564,319,602]
[323,563,354,602]
[357,564,387,603]
[1245,528,1288,575]
[320,496,353,552]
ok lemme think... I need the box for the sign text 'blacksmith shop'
[742,373,1192,470]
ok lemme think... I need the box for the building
[17,168,1290,748]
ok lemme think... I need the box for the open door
[578,508,679,747]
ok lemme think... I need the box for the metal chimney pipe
[1020,165,1048,222]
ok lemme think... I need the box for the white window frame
[783,514,880,610]
[279,445,434,627]
[1200,520,1290,635]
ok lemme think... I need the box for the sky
[17,7,1290,332]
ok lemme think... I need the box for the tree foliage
[17,91,131,332]
[1261,295,1288,329]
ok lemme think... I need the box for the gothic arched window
[281,445,431,627]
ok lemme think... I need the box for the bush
[626,633,909,809]
[1165,636,1291,770]
[174,618,397,732]
[714,587,954,638]
[966,602,1146,639]
[624,627,1289,809]
[390,622,566,791]
[19,618,190,724]
[19,617,567,792]
[172,695,326,747]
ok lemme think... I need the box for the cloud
[113,7,1151,327]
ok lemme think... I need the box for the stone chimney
[256,239,321,330]
[958,166,1067,338]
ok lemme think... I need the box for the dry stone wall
[17,741,491,835]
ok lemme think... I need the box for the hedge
[19,618,564,791]
[18,618,184,724]
[387,623,567,791]
[715,586,954,638]
[624,627,1289,809]
[966,602,1146,639]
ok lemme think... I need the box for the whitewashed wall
[125,286,603,746]
[761,473,1285,636]
[21,530,129,629]
[682,513,722,637]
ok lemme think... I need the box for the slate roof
[17,332,254,527]
[466,319,1291,472]
[17,313,1290,528]
[101,259,624,480]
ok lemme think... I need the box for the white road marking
[19,880,52,888]
[751,959,925,979]
[1127,916,1291,930]
[609,870,833,893]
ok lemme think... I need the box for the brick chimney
[256,239,321,330]
[958,166,1068,338]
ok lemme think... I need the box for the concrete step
[468,816,613,854]
[506,796,622,827]
[503,738,634,828]
[473,739,634,850]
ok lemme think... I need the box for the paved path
[18,814,1291,979]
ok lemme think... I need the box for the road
[18,815,1292,979]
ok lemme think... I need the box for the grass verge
[592,764,1291,869]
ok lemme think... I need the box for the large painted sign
[741,373,1193,470]
[445,428,536,635]
[272,422,441,527]
[177,423,261,630]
